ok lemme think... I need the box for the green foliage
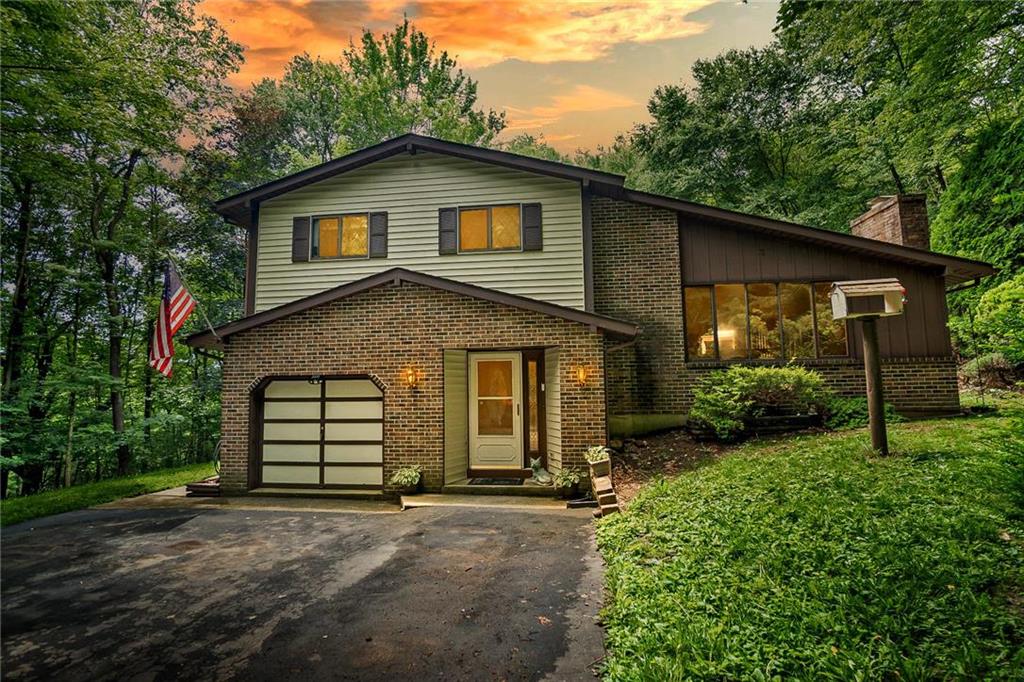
[553,468,582,489]
[971,274,1024,367]
[0,462,214,527]
[598,406,1024,680]
[687,366,830,440]
[388,465,422,488]
[823,396,905,430]
[585,445,612,463]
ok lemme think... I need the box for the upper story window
[312,214,368,259]
[459,205,521,252]
[684,281,848,362]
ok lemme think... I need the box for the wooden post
[860,316,888,455]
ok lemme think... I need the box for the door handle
[516,403,520,416]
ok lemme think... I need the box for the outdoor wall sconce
[574,365,588,386]
[403,367,419,388]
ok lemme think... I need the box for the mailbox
[830,278,905,320]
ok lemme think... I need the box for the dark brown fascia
[593,185,994,287]
[185,267,639,349]
[214,134,627,228]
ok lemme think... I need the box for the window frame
[456,203,524,254]
[309,212,371,261]
[682,279,851,363]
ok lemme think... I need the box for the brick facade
[680,357,960,415]
[218,281,608,494]
[590,195,687,415]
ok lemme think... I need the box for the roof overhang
[593,186,994,288]
[214,134,626,228]
[185,267,639,349]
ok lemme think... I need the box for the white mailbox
[830,278,905,320]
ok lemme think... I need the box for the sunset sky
[200,0,779,151]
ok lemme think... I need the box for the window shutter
[522,203,542,251]
[438,207,458,254]
[292,216,310,262]
[369,212,388,258]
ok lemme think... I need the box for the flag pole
[163,252,221,342]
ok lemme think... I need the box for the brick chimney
[849,194,930,250]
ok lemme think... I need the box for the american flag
[149,262,196,378]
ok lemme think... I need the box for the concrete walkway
[2,504,604,681]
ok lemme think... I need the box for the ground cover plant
[598,398,1024,680]
[0,462,215,527]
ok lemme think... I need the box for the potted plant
[389,465,422,495]
[553,468,583,499]
[585,445,612,478]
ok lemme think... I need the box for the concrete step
[441,483,556,497]
[599,503,620,516]
[401,494,577,512]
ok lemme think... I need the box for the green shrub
[824,395,905,430]
[687,366,830,440]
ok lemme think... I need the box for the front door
[468,352,523,471]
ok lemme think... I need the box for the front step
[441,483,557,497]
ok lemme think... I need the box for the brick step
[592,476,614,494]
[597,491,618,506]
[599,503,620,516]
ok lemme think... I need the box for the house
[186,134,993,495]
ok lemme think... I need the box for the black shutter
[292,216,310,262]
[522,203,542,251]
[369,212,388,258]
[439,207,458,254]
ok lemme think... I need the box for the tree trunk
[888,162,906,195]
[3,179,33,396]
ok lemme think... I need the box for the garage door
[258,377,384,490]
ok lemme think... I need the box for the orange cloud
[200,0,715,86]
[505,85,638,130]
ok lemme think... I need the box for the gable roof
[185,267,639,348]
[592,186,994,287]
[213,133,992,287]
[213,133,626,227]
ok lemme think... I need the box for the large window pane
[459,208,488,250]
[715,284,748,359]
[814,283,848,356]
[747,283,780,359]
[780,283,815,358]
[491,205,521,249]
[341,214,368,257]
[315,217,339,258]
[684,287,715,359]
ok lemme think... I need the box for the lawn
[0,462,216,527]
[597,400,1024,680]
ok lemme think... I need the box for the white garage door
[259,377,384,490]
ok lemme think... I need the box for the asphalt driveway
[1,505,604,681]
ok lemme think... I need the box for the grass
[597,398,1024,680]
[0,461,215,527]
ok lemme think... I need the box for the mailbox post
[830,279,906,456]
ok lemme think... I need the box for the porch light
[574,365,588,386]
[403,367,419,388]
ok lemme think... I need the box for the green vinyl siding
[444,349,469,485]
[255,153,585,311]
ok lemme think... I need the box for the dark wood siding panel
[680,220,950,359]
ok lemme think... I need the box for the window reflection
[685,287,715,358]
[714,284,748,360]
[780,283,815,358]
[747,283,780,358]
[814,283,848,356]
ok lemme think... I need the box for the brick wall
[218,281,607,494]
[678,357,960,415]
[590,195,687,414]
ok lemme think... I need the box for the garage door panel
[325,380,381,398]
[325,401,382,420]
[264,381,320,399]
[262,465,320,485]
[324,466,383,486]
[264,401,321,420]
[259,378,384,490]
[262,443,320,462]
[324,444,383,463]
[264,422,321,441]
[325,422,383,442]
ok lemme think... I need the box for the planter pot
[556,483,580,500]
[398,477,423,495]
[588,458,611,479]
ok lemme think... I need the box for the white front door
[468,352,522,470]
